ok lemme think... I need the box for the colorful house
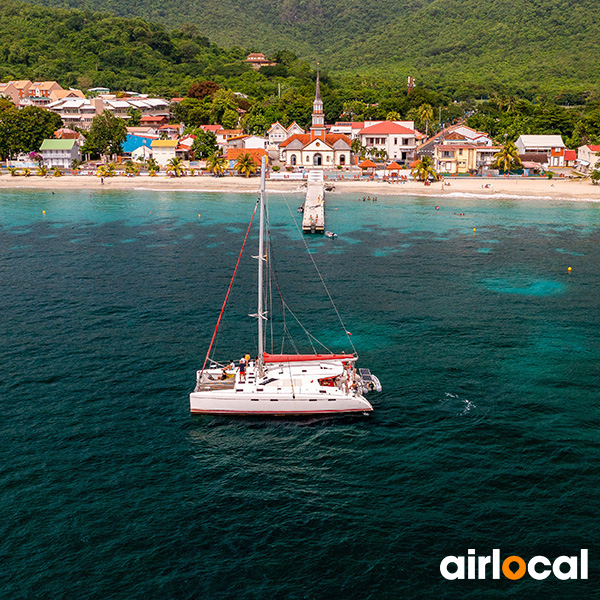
[40,139,81,169]
[150,140,178,166]
[576,144,600,173]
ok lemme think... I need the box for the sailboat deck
[196,379,236,392]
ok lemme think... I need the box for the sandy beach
[1,174,599,202]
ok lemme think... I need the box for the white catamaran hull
[190,360,374,415]
[190,393,372,416]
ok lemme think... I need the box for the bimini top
[263,352,356,363]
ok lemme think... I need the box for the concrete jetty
[302,170,325,234]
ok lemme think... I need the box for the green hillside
[21,0,600,95]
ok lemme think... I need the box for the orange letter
[502,556,526,580]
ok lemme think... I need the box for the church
[279,73,352,169]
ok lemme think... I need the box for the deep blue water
[1,188,599,599]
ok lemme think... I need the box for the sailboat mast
[257,156,266,358]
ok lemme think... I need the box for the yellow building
[150,140,178,167]
[434,142,500,174]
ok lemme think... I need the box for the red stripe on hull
[190,408,371,415]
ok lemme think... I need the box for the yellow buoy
[198,214,201,218]
[42,210,46,214]
[473,227,476,232]
[568,266,572,272]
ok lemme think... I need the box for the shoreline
[1,174,599,202]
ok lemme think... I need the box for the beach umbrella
[387,161,402,178]
[358,159,377,176]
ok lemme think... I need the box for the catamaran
[190,158,381,416]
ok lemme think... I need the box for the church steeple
[310,64,326,139]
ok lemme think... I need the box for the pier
[302,170,325,234]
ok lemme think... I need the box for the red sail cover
[263,352,355,363]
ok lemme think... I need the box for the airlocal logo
[441,549,588,580]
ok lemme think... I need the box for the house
[279,74,351,169]
[54,128,85,143]
[47,97,105,130]
[245,53,276,70]
[216,129,244,149]
[200,124,224,134]
[131,145,153,162]
[176,135,197,160]
[267,122,305,146]
[139,114,169,127]
[7,80,32,103]
[358,121,417,163]
[40,139,81,169]
[418,124,494,158]
[157,124,181,138]
[515,135,566,168]
[50,89,86,102]
[126,126,159,136]
[150,140,178,166]
[226,148,268,169]
[329,122,364,140]
[434,141,500,174]
[29,81,63,98]
[564,149,577,168]
[122,134,156,155]
[227,134,268,150]
[576,144,600,173]
[0,82,20,105]
[88,87,110,96]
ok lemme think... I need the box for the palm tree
[417,103,434,138]
[146,158,159,176]
[37,165,48,177]
[386,111,401,121]
[493,141,521,173]
[52,167,62,177]
[96,164,108,178]
[106,163,117,177]
[350,138,366,160]
[206,153,227,177]
[235,153,258,178]
[22,168,31,177]
[377,149,388,163]
[166,157,185,177]
[8,166,19,176]
[411,155,439,182]
[125,160,140,176]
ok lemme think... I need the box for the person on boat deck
[229,359,235,372]
[239,356,247,382]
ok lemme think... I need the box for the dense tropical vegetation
[0,98,62,159]
[21,0,600,97]
[1,0,600,159]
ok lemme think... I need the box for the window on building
[394,138,398,145]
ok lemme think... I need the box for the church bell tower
[310,66,326,139]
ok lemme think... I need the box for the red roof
[200,124,223,132]
[387,161,402,170]
[358,159,377,168]
[587,145,600,152]
[226,148,268,162]
[564,149,576,161]
[359,122,415,135]
[279,133,351,149]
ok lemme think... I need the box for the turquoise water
[1,188,599,598]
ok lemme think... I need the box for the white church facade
[279,73,352,168]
